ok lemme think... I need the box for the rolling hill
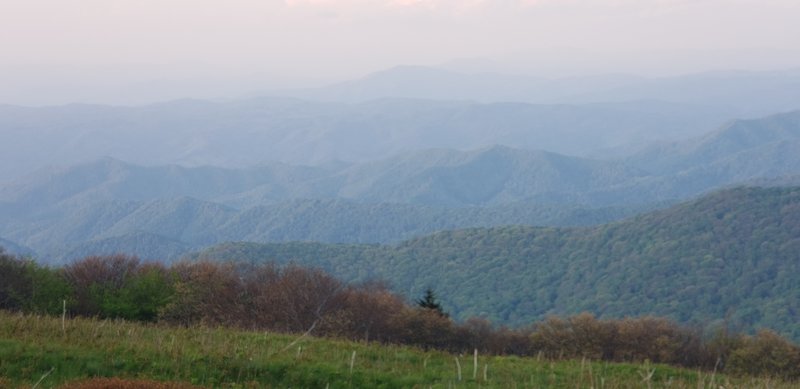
[191,186,800,340]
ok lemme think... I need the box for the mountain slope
[332,146,644,206]
[63,231,193,263]
[192,186,800,340]
[15,197,648,264]
[630,109,800,174]
[0,237,34,257]
[0,157,334,212]
[0,146,648,210]
[96,197,237,245]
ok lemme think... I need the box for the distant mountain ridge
[0,94,747,184]
[281,66,800,115]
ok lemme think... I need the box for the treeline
[2,249,800,380]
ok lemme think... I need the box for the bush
[100,263,173,321]
[257,264,345,333]
[614,316,706,367]
[317,281,406,342]
[530,314,712,368]
[389,307,458,350]
[159,261,243,327]
[25,263,72,315]
[63,255,172,321]
[63,255,142,316]
[531,313,616,360]
[0,249,70,315]
[727,330,800,380]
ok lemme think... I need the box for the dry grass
[1,311,798,388]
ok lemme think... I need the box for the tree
[416,288,447,317]
[63,254,141,316]
[0,248,31,310]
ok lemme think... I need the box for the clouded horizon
[2,0,800,105]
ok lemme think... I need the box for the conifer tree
[416,288,447,317]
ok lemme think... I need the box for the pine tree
[416,288,447,317]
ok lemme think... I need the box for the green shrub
[727,330,800,380]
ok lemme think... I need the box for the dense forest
[192,186,800,340]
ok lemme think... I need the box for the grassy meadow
[0,311,796,388]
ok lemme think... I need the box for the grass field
[0,311,795,388]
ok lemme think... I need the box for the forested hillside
[193,186,800,340]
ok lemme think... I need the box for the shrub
[0,249,70,315]
[388,307,457,351]
[159,261,243,327]
[727,330,800,380]
[63,255,142,316]
[25,263,72,315]
[530,313,617,360]
[100,263,173,321]
[261,264,345,333]
[318,280,406,342]
[614,316,706,367]
[530,314,711,368]
[63,255,172,321]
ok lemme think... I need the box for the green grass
[0,311,794,388]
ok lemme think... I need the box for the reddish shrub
[388,307,458,350]
[319,281,407,342]
[159,261,243,327]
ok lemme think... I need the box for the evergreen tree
[416,288,447,317]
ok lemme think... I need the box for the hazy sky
[2,0,800,104]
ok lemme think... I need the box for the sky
[1,0,800,105]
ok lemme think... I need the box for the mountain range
[6,65,800,184]
[279,66,800,115]
[0,97,741,184]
